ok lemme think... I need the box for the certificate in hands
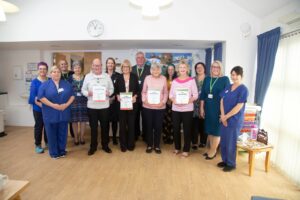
[175,88,189,104]
[92,85,107,102]
[147,89,160,104]
[120,92,133,110]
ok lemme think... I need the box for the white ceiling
[0,40,219,51]
[0,0,297,51]
[231,0,296,18]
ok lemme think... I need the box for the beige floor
[0,126,299,200]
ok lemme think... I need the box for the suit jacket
[132,63,151,96]
[115,73,139,111]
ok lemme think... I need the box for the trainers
[35,146,44,154]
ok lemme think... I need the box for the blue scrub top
[38,79,74,123]
[28,78,44,112]
[220,84,248,129]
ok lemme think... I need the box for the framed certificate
[120,92,133,110]
[147,89,160,104]
[175,88,189,104]
[92,85,106,102]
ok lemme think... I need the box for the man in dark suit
[132,51,151,141]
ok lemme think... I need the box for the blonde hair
[49,65,61,73]
[121,59,132,72]
[210,60,224,77]
[177,60,190,75]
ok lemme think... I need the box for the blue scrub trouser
[44,122,68,158]
[220,125,240,167]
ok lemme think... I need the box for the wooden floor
[0,126,299,200]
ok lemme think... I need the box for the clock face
[87,19,104,37]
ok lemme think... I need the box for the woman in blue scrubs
[218,66,248,172]
[28,62,49,153]
[38,66,75,159]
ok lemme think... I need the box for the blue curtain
[205,48,212,76]
[213,42,223,62]
[255,27,281,107]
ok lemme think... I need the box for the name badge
[138,80,141,84]
[76,92,82,96]
[208,94,213,99]
[58,88,64,93]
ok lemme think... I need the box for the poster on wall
[145,52,193,70]
[24,63,38,95]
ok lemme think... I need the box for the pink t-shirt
[169,77,198,112]
[142,75,168,110]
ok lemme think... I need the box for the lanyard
[76,80,81,90]
[137,65,144,79]
[209,77,218,94]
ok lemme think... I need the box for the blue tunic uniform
[200,76,230,136]
[220,84,248,167]
[38,79,74,158]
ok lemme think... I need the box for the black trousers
[69,122,74,137]
[143,108,165,148]
[109,101,119,141]
[33,110,48,146]
[135,102,146,139]
[191,117,206,145]
[119,110,136,150]
[87,108,109,151]
[172,111,193,152]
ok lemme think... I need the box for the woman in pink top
[142,63,168,154]
[169,60,198,157]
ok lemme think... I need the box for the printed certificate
[147,89,160,104]
[120,92,133,110]
[93,85,106,102]
[175,88,189,104]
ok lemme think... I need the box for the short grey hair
[72,61,82,69]
[150,62,162,74]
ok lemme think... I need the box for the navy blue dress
[200,76,230,136]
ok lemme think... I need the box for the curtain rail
[280,28,300,39]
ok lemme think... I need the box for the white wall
[0,50,42,126]
[261,1,300,34]
[0,0,265,126]
[0,48,205,126]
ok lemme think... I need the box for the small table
[0,180,29,200]
[237,141,274,176]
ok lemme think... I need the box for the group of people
[28,51,248,172]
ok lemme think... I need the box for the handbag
[257,129,268,145]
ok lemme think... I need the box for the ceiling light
[129,0,173,17]
[0,0,19,22]
[0,0,19,13]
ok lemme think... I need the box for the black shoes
[217,162,227,168]
[146,147,152,153]
[80,140,85,145]
[192,145,198,150]
[223,166,236,172]
[121,148,127,152]
[205,153,217,160]
[88,149,95,156]
[202,153,208,157]
[198,143,206,148]
[102,147,112,153]
[154,148,162,154]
